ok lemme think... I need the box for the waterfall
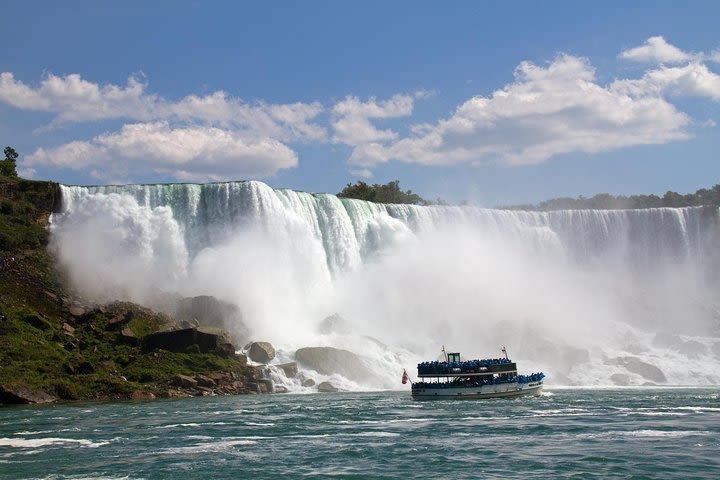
[52,181,720,388]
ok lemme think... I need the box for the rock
[248,341,276,364]
[171,374,198,389]
[616,357,667,383]
[44,290,58,302]
[274,386,289,393]
[257,379,273,394]
[0,384,56,404]
[179,319,199,329]
[23,313,51,330]
[276,362,298,378]
[68,306,86,318]
[610,373,631,386]
[317,381,338,393]
[61,322,75,336]
[120,326,137,345]
[195,375,216,388]
[106,311,132,329]
[301,378,316,387]
[143,327,235,354]
[653,333,708,359]
[131,391,156,400]
[295,347,378,384]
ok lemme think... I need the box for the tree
[0,146,18,177]
[338,180,427,205]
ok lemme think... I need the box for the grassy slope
[0,176,252,402]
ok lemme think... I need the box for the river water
[1,388,718,479]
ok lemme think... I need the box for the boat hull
[411,381,543,400]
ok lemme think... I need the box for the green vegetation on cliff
[502,184,720,211]
[338,180,427,205]
[0,170,253,404]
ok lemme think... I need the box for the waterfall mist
[51,181,720,389]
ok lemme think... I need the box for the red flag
[401,369,409,384]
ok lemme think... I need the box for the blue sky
[1,1,719,205]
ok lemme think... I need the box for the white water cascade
[52,181,720,389]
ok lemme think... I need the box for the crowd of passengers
[412,372,545,389]
[417,358,512,374]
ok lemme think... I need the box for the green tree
[338,180,427,205]
[1,146,19,177]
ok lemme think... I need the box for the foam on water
[52,181,720,388]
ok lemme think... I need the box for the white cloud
[331,94,417,146]
[348,55,691,168]
[612,62,720,101]
[0,72,326,141]
[25,122,298,182]
[620,36,692,64]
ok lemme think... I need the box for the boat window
[447,353,460,363]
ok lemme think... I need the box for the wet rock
[317,381,339,393]
[248,342,276,364]
[131,391,156,400]
[301,378,316,387]
[143,327,235,354]
[179,319,200,329]
[171,374,198,389]
[653,333,708,359]
[257,379,273,394]
[0,384,56,404]
[294,347,378,384]
[276,362,298,378]
[274,386,289,393]
[195,375,216,388]
[68,306,86,318]
[610,373,631,386]
[617,357,666,383]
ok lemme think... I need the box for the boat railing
[417,358,514,376]
[411,372,544,389]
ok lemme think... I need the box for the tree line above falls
[339,180,720,210]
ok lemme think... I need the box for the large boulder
[143,327,235,354]
[294,347,378,384]
[171,374,198,389]
[615,357,667,383]
[248,342,276,364]
[276,362,298,378]
[317,381,339,393]
[0,384,56,404]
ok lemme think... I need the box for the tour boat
[409,348,544,400]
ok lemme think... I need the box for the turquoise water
[1,389,718,479]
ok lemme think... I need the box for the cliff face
[0,176,256,404]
